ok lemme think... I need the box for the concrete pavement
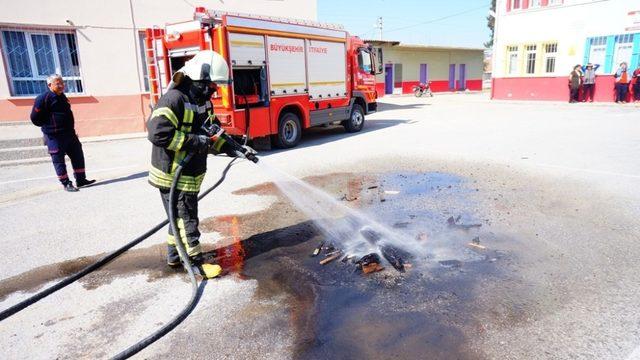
[0,92,639,359]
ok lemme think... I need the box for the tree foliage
[484,0,496,48]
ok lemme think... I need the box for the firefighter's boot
[191,254,223,279]
[198,263,223,279]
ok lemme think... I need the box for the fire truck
[144,7,382,148]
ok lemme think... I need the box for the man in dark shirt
[30,74,95,192]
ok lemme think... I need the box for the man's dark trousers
[616,83,629,102]
[45,132,87,185]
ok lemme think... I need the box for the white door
[588,45,606,73]
[612,43,633,69]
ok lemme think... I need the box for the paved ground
[0,92,639,359]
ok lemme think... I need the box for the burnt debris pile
[311,226,413,275]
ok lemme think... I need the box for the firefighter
[147,50,234,275]
[30,74,95,192]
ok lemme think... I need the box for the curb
[80,132,147,143]
[0,157,50,168]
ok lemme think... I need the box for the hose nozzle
[202,121,259,163]
[236,149,259,163]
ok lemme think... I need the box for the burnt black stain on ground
[236,228,506,360]
[1,171,518,359]
[200,171,520,359]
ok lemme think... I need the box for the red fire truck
[144,8,382,148]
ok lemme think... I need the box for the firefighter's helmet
[172,50,230,85]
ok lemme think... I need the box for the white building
[0,0,317,136]
[491,0,639,102]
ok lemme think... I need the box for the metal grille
[31,34,56,76]
[1,28,83,96]
[2,31,32,78]
[55,33,81,77]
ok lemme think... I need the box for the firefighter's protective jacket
[147,82,211,193]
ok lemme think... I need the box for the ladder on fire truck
[195,8,345,30]
[144,26,167,107]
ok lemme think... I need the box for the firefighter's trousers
[159,189,202,264]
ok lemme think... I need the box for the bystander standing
[568,65,583,103]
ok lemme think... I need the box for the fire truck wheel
[274,112,302,148]
[343,103,365,133]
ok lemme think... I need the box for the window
[512,0,521,9]
[530,0,542,8]
[544,43,557,73]
[1,29,83,96]
[613,34,634,68]
[393,63,402,88]
[548,0,563,5]
[588,36,607,73]
[507,45,519,75]
[357,49,372,73]
[525,45,536,74]
[138,32,149,92]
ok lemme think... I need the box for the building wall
[492,0,639,102]
[0,0,317,135]
[374,45,484,96]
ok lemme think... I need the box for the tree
[484,0,496,48]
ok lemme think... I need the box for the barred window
[1,29,83,96]
[138,32,149,92]
[613,34,634,68]
[507,45,519,75]
[615,34,634,44]
[525,45,536,74]
[544,43,557,73]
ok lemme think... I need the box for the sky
[317,0,492,48]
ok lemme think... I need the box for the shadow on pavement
[89,171,148,188]
[378,101,431,111]
[260,117,413,155]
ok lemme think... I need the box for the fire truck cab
[144,8,382,148]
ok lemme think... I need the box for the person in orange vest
[632,65,640,103]
[614,62,630,103]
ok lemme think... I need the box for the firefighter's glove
[189,134,213,154]
[207,136,229,156]
[220,140,240,158]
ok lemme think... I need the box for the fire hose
[113,121,259,358]
[0,119,258,359]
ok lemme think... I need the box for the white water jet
[257,160,429,260]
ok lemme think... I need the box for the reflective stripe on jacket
[147,85,212,193]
